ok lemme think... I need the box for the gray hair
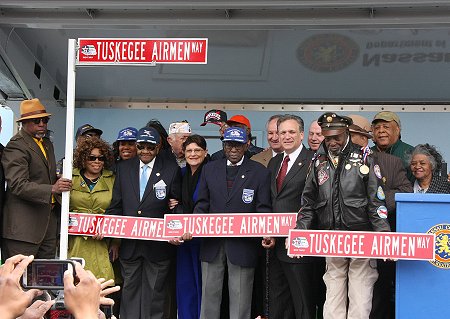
[277,114,304,132]
[266,114,283,129]
[409,143,443,173]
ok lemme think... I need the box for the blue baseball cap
[222,127,248,144]
[116,127,138,141]
[136,127,160,144]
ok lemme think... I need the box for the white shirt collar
[284,144,303,162]
[140,158,155,170]
[227,156,245,166]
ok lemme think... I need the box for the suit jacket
[194,157,271,267]
[268,145,314,263]
[372,151,412,213]
[107,155,182,261]
[251,148,274,167]
[1,129,57,244]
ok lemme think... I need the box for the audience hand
[97,278,120,306]
[64,262,101,319]
[17,299,55,319]
[0,255,42,319]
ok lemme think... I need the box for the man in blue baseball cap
[107,126,182,319]
[194,126,272,319]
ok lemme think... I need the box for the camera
[21,259,76,290]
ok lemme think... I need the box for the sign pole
[60,39,77,260]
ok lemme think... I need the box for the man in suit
[195,127,271,319]
[107,127,182,319]
[263,114,317,319]
[1,98,72,261]
[251,114,284,167]
[347,114,412,319]
[307,120,324,152]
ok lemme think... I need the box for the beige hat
[169,121,191,134]
[372,111,401,129]
[348,114,372,138]
[17,98,51,122]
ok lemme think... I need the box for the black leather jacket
[297,139,390,232]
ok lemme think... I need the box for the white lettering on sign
[76,215,127,237]
[130,219,163,238]
[239,215,282,235]
[151,41,195,61]
[370,235,431,257]
[308,233,365,255]
[182,216,235,236]
[96,41,146,62]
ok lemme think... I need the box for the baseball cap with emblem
[75,124,103,139]
[348,114,372,138]
[136,127,161,144]
[222,127,248,144]
[226,115,251,129]
[17,98,52,122]
[168,121,192,135]
[200,109,227,126]
[116,127,138,141]
[372,111,401,129]
[317,112,353,137]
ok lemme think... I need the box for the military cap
[317,112,353,137]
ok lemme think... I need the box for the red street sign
[288,229,435,261]
[163,213,297,237]
[77,38,208,65]
[68,212,170,241]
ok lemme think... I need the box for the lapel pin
[156,173,160,176]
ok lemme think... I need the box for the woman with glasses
[68,137,117,281]
[410,143,450,193]
[173,134,209,319]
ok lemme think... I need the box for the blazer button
[137,210,142,215]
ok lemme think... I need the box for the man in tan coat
[1,98,72,261]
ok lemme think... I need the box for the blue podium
[396,193,450,318]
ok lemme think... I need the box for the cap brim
[17,112,52,122]
[321,128,347,137]
[349,128,372,138]
[136,140,158,144]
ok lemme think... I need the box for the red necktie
[277,155,290,192]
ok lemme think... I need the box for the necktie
[140,165,148,200]
[277,155,290,192]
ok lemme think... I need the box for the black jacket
[297,139,390,232]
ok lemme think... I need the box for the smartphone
[21,259,75,290]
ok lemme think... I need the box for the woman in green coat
[69,137,116,281]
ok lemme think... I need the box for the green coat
[68,168,115,281]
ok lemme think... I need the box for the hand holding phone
[64,262,101,319]
[0,254,42,319]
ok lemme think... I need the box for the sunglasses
[136,143,157,151]
[87,155,106,162]
[31,117,49,124]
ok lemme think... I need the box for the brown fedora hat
[17,98,52,122]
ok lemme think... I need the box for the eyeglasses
[185,148,205,155]
[224,142,246,150]
[136,143,157,151]
[31,117,49,124]
[87,155,106,162]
